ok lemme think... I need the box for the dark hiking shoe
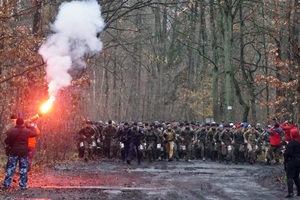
[285,193,293,198]
[265,161,271,165]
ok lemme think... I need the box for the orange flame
[40,98,54,114]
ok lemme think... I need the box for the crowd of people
[77,118,300,198]
[76,119,296,166]
[3,114,300,197]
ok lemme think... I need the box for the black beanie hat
[16,118,24,125]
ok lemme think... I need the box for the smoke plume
[39,0,105,102]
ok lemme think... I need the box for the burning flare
[40,98,55,114]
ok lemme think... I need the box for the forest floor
[0,157,289,200]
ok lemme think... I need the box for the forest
[0,0,299,162]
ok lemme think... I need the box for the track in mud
[0,159,286,200]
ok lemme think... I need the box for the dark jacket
[116,127,131,143]
[284,140,300,161]
[129,127,143,143]
[78,126,97,142]
[5,125,37,157]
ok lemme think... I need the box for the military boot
[265,159,271,165]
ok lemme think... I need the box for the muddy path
[0,159,287,200]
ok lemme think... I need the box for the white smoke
[39,0,105,101]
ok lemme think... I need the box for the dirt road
[0,159,286,200]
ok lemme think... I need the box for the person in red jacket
[282,120,296,142]
[265,123,284,165]
[27,122,41,171]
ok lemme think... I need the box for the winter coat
[268,127,284,146]
[28,126,41,148]
[282,122,296,142]
[129,127,143,143]
[284,140,300,161]
[102,125,117,140]
[5,125,37,157]
[144,129,158,143]
[116,127,131,143]
[220,130,233,144]
[243,129,260,145]
[180,128,195,143]
[164,129,176,142]
[78,125,97,142]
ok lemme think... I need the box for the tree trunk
[32,0,42,35]
[233,76,250,122]
[210,0,220,122]
[239,3,253,122]
[223,9,234,122]
[104,68,109,119]
[290,0,300,127]
[261,3,271,123]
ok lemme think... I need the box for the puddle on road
[103,190,122,194]
[13,199,51,200]
[128,164,254,178]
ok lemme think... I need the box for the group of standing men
[77,120,194,164]
[78,120,143,164]
[77,119,295,165]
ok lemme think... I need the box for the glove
[38,112,43,117]
[31,123,37,128]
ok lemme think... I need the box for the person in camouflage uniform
[206,123,216,161]
[240,123,250,159]
[90,121,101,157]
[195,125,207,161]
[220,124,234,163]
[213,124,223,162]
[255,123,264,158]
[243,125,260,164]
[260,126,271,162]
[172,122,181,161]
[77,120,98,159]
[164,124,177,161]
[102,120,118,159]
[190,123,198,159]
[94,121,104,157]
[144,123,159,162]
[156,124,164,161]
[162,124,169,160]
[179,122,196,162]
[232,124,246,163]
